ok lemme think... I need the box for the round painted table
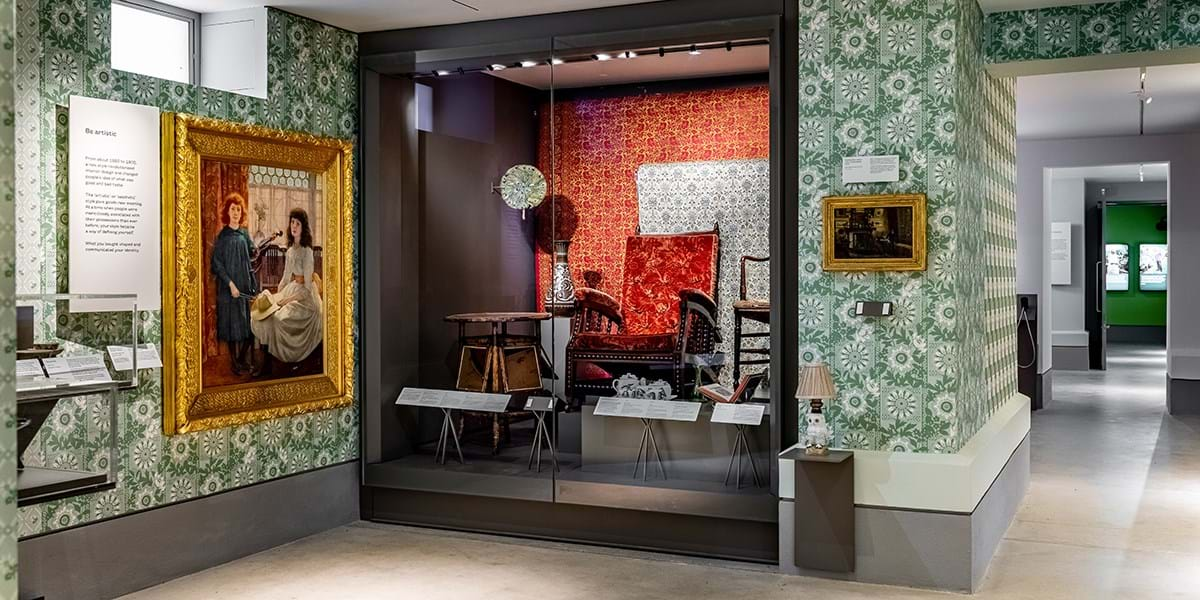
[444,311,553,455]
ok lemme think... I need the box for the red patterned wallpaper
[535,85,769,307]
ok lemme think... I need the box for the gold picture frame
[161,113,354,435]
[822,193,927,272]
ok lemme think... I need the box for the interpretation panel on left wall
[68,96,161,311]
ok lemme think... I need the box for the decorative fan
[497,164,547,219]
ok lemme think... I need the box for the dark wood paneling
[418,74,539,390]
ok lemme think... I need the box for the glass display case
[359,3,790,562]
[16,293,142,505]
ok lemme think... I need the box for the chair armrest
[678,288,721,345]
[678,288,717,317]
[572,288,624,334]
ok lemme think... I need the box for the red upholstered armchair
[566,231,721,399]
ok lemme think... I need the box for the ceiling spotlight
[618,50,637,59]
[550,57,564,66]
[488,64,506,71]
[658,47,665,57]
[594,53,612,61]
[520,60,538,68]
[435,69,450,76]
[1139,164,1145,182]
[726,41,733,52]
[689,44,701,55]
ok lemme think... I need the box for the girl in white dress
[252,208,323,374]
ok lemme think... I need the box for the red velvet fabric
[574,361,613,382]
[535,86,770,308]
[570,332,678,352]
[621,233,719,335]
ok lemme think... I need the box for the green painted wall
[1106,204,1167,326]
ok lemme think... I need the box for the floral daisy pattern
[799,0,1017,453]
[987,1,1199,63]
[16,2,360,539]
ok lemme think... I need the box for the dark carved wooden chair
[565,231,721,400]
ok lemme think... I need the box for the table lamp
[795,362,836,455]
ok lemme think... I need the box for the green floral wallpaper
[797,0,1016,453]
[985,0,1200,63]
[1,0,18,593]
[954,0,1018,445]
[14,1,358,537]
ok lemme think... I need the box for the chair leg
[733,314,743,383]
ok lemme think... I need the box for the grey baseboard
[19,461,360,600]
[1167,376,1200,415]
[1051,346,1090,371]
[778,435,1030,592]
[1028,370,1051,410]
[1107,325,1166,344]
[1039,370,1052,409]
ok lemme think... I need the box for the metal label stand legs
[435,408,465,465]
[633,417,667,480]
[527,410,559,473]
[724,423,762,489]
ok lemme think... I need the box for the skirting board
[1050,330,1088,348]
[778,435,1030,592]
[1169,349,1200,380]
[1107,326,1165,344]
[1167,376,1200,415]
[780,394,1030,513]
[19,461,360,600]
[1051,346,1090,371]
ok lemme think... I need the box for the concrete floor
[123,344,1200,599]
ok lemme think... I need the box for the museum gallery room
[4,0,1200,599]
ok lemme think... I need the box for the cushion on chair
[574,361,613,382]
[570,332,678,352]
[620,232,719,335]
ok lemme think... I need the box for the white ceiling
[976,0,1102,13]
[488,44,768,90]
[1051,163,1169,183]
[168,0,660,32]
[1017,63,1200,140]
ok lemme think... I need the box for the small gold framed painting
[822,193,927,272]
[161,113,355,435]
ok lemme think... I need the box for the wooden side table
[445,312,552,453]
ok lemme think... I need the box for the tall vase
[544,240,576,316]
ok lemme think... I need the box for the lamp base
[804,445,829,456]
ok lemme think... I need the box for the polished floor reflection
[123,344,1200,599]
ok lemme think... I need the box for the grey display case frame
[16,293,140,507]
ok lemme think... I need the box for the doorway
[1039,162,1169,373]
[1013,60,1195,412]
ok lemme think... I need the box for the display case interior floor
[121,344,1200,599]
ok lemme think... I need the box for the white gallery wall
[1017,132,1200,382]
[1046,175,1087,351]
